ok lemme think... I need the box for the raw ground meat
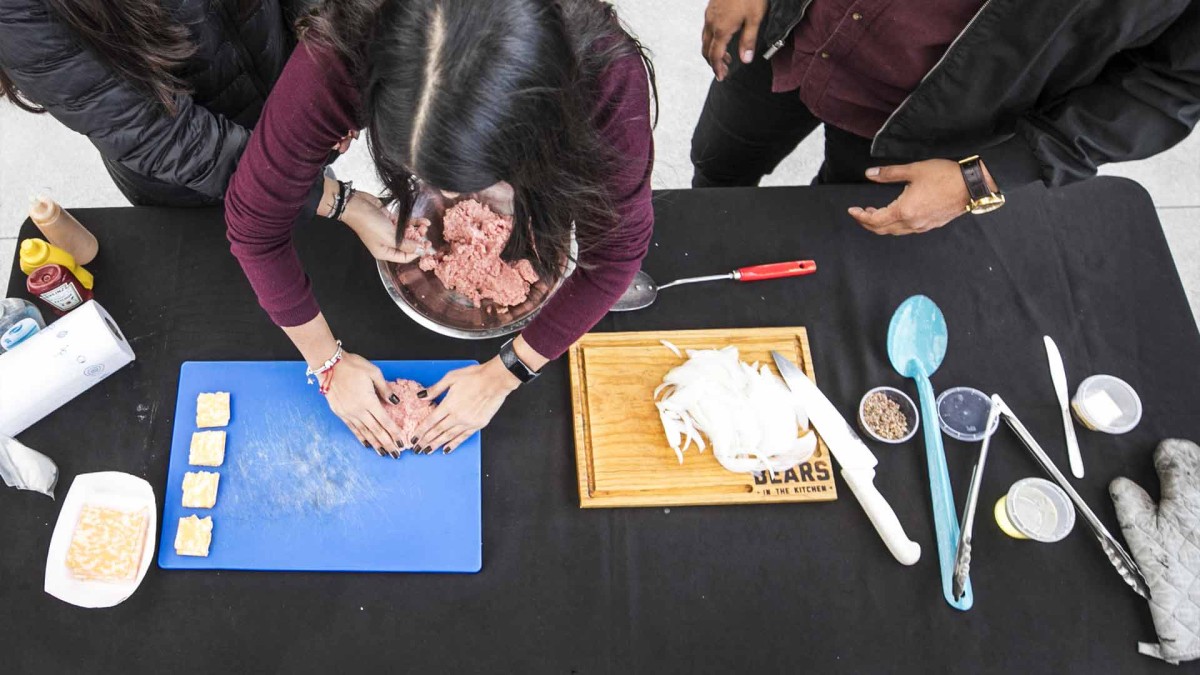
[384,379,435,445]
[403,199,541,307]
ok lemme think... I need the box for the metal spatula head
[611,269,658,311]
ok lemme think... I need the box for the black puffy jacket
[0,0,303,204]
[756,0,1200,190]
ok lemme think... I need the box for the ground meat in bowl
[403,199,541,307]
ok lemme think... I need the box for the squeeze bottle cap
[17,238,93,289]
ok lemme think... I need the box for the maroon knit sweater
[226,42,654,359]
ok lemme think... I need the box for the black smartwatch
[499,338,540,384]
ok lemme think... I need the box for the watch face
[970,194,1006,215]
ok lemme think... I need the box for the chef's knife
[771,351,921,565]
[1044,336,1084,479]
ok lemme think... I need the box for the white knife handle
[842,467,922,566]
[1062,406,1084,479]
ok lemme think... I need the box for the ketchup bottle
[26,264,93,315]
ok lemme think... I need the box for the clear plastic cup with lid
[1071,374,1141,434]
[994,478,1076,542]
[936,386,999,443]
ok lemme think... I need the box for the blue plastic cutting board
[158,361,481,573]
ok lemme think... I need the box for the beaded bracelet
[329,180,355,222]
[305,340,344,385]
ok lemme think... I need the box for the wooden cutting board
[568,327,838,508]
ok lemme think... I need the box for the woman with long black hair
[0,0,319,206]
[226,0,656,455]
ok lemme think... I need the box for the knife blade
[771,351,921,565]
[1044,336,1084,478]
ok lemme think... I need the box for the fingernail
[442,445,452,455]
[362,440,370,448]
[375,447,384,456]
[388,394,400,404]
[390,450,400,459]
[417,390,428,399]
[848,207,862,215]
[423,446,434,455]
[411,436,419,444]
[865,167,880,177]
[395,438,405,447]
[742,50,753,63]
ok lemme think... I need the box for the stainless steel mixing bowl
[377,183,574,340]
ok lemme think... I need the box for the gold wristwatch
[958,155,1006,214]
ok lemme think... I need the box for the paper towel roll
[0,300,135,436]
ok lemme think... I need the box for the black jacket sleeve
[0,0,248,200]
[982,2,1200,190]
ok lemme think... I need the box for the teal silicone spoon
[886,295,973,611]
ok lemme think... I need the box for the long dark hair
[299,0,656,277]
[0,0,256,114]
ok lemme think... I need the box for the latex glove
[1110,439,1200,664]
[701,0,766,80]
[342,190,422,264]
[410,357,520,455]
[847,159,997,236]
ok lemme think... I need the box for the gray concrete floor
[2,0,1198,322]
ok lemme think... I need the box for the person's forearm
[282,312,341,370]
[513,334,550,371]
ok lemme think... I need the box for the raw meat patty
[384,379,435,445]
[403,199,541,307]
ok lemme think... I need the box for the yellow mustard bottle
[18,238,94,289]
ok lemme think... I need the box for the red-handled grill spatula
[610,260,816,312]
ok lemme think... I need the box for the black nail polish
[391,450,400,459]
[442,445,452,455]
[362,440,370,448]
[374,447,384,457]
[388,394,400,404]
[411,436,419,444]
[422,446,433,455]
[416,390,428,399]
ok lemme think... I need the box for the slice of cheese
[181,471,220,509]
[174,515,213,557]
[66,506,148,581]
[188,430,226,467]
[196,392,231,428]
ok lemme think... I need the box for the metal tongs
[951,394,1150,602]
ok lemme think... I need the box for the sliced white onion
[660,339,682,358]
[654,347,816,474]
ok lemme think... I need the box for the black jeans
[690,55,900,188]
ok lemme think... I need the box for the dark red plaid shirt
[772,0,983,138]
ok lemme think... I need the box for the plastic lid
[1071,375,1141,434]
[936,387,998,442]
[1004,478,1076,542]
[1,317,40,350]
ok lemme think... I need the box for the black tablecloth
[4,177,1198,673]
